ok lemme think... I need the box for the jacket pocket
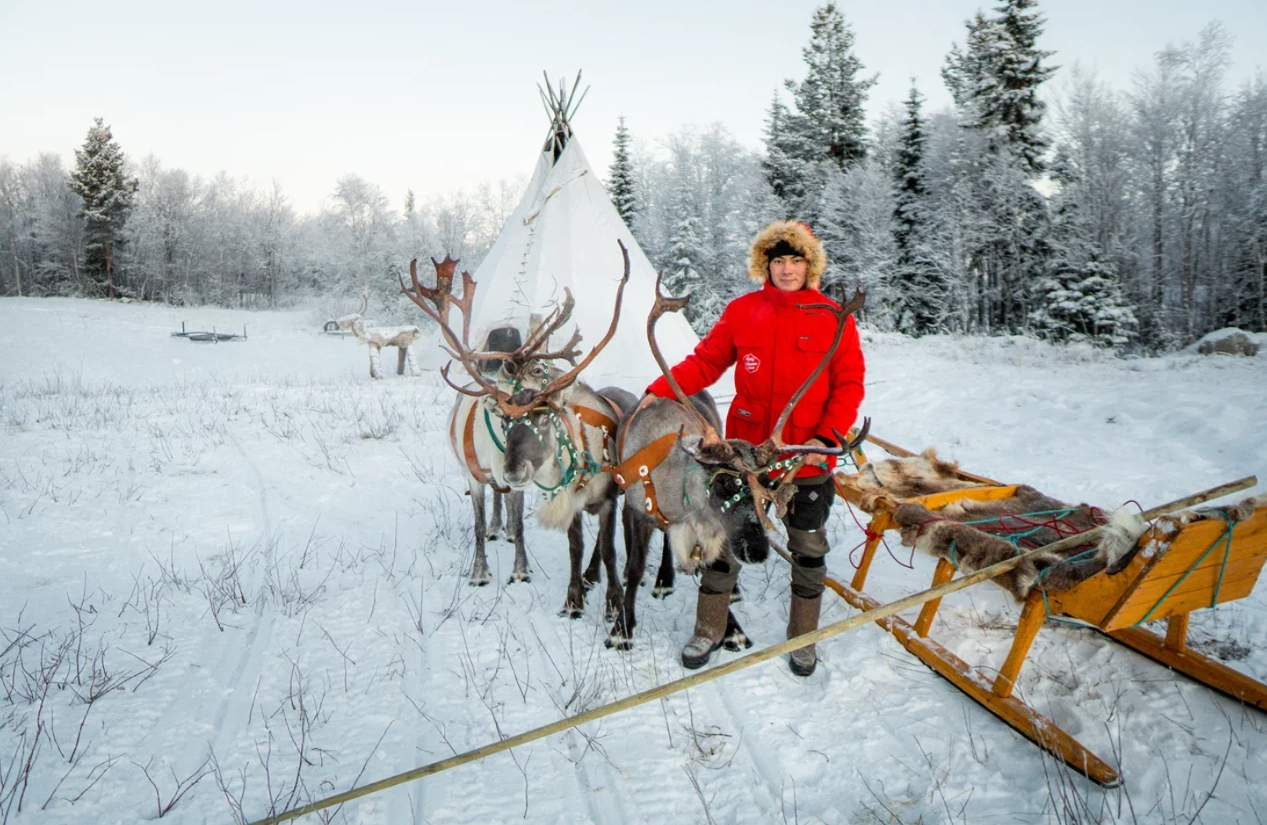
[734,328,772,386]
[726,403,768,444]
[789,399,825,443]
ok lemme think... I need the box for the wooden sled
[829,439,1267,788]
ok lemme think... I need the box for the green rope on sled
[1135,515,1237,626]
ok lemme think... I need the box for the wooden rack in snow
[170,321,248,342]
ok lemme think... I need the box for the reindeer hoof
[729,588,743,604]
[652,584,674,599]
[559,606,584,620]
[604,635,633,652]
[582,575,601,591]
[485,531,500,542]
[507,572,532,584]
[722,630,753,652]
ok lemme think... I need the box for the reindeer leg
[507,491,531,584]
[468,479,492,586]
[607,503,648,651]
[369,345,383,380]
[597,498,624,623]
[652,531,675,599]
[487,489,504,540]
[730,581,744,604]
[582,524,603,590]
[405,345,420,377]
[560,513,585,619]
[396,346,407,375]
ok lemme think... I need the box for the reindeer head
[403,241,631,492]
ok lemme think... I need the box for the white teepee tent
[427,74,733,398]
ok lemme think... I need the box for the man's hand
[635,393,658,414]
[802,437,829,467]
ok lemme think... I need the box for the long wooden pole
[247,476,1256,825]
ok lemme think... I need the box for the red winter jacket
[646,282,865,478]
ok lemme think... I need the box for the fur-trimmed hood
[748,220,827,289]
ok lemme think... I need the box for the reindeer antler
[514,290,576,361]
[646,272,724,446]
[400,266,514,406]
[495,240,631,418]
[406,255,460,325]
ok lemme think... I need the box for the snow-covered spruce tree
[1030,256,1138,347]
[893,82,926,259]
[1030,161,1137,347]
[762,92,809,217]
[69,118,138,298]
[944,0,1056,176]
[664,159,713,329]
[765,3,876,219]
[787,3,877,171]
[817,159,898,329]
[607,116,639,228]
[891,81,943,335]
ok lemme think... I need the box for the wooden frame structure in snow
[337,291,422,379]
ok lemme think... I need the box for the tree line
[0,120,520,323]
[612,2,1265,351]
[3,1,1264,350]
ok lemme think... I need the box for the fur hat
[748,220,827,289]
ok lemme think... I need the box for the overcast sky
[2,0,1263,216]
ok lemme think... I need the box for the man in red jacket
[643,220,865,675]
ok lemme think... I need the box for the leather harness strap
[455,397,623,497]
[457,402,510,493]
[565,402,622,492]
[613,429,679,529]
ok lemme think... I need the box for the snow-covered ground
[1,297,1264,825]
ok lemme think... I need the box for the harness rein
[457,395,621,498]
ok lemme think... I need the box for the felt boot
[681,590,731,670]
[787,593,822,677]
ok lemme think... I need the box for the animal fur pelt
[846,449,981,511]
[849,450,1148,600]
[892,493,1146,601]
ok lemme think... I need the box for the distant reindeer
[337,290,422,379]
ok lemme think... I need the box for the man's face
[769,255,808,292]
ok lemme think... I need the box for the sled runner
[830,437,1267,787]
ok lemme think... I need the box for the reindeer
[337,290,422,379]
[403,241,637,618]
[409,255,526,586]
[608,275,868,650]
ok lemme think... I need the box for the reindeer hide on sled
[849,449,1149,600]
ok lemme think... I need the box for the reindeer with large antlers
[403,241,638,619]
[404,255,529,585]
[613,220,868,671]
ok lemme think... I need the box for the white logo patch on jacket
[742,353,761,373]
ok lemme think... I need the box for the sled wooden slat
[1100,511,1267,630]
[1104,625,1267,711]
[823,577,1122,787]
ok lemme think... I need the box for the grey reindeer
[406,241,637,619]
[609,275,868,655]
